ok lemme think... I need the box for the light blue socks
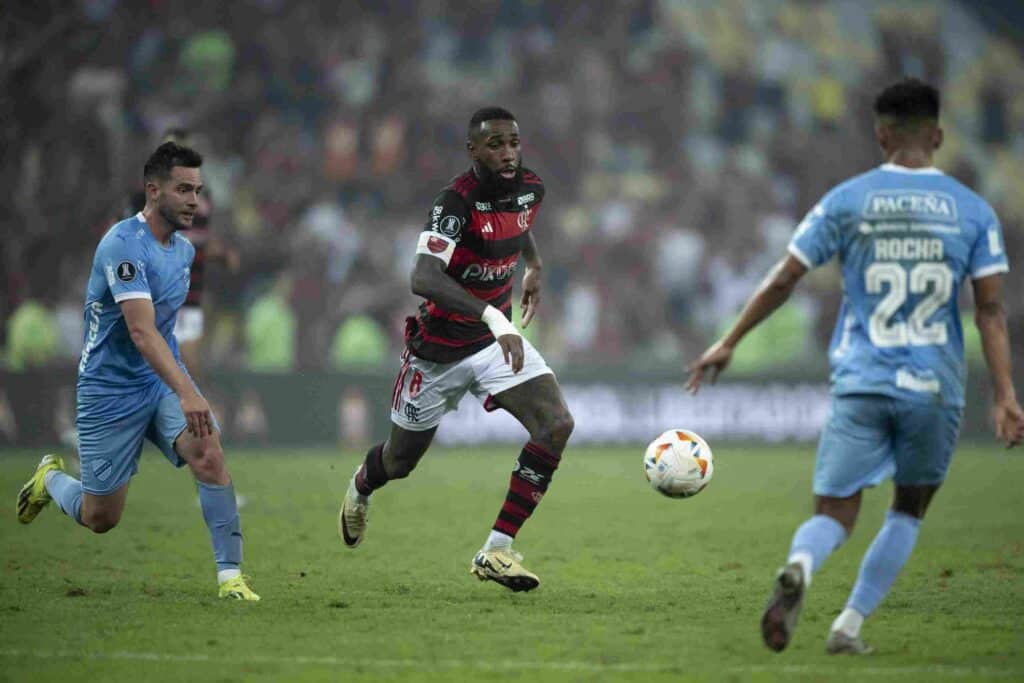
[847,510,921,616]
[787,514,848,584]
[197,481,243,571]
[45,470,83,524]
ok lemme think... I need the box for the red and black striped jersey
[406,167,544,363]
[179,191,213,308]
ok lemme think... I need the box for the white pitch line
[0,649,1020,678]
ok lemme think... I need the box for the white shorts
[390,338,554,431]
[174,307,204,343]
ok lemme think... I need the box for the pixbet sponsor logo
[461,261,517,282]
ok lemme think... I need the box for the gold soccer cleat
[470,548,540,592]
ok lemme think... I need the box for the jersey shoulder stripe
[451,172,480,197]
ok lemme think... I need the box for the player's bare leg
[17,449,128,533]
[827,484,938,654]
[175,429,258,600]
[763,491,862,652]
[340,424,437,548]
[816,493,863,536]
[79,486,130,533]
[891,484,939,519]
[470,374,574,591]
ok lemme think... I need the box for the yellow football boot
[17,454,65,524]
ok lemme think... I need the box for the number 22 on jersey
[865,262,953,348]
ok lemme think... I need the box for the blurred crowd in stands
[3,0,1023,375]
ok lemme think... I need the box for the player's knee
[82,509,120,534]
[191,443,228,484]
[537,410,574,451]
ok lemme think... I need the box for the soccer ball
[643,429,714,498]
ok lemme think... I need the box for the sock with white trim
[787,514,848,586]
[846,510,921,618]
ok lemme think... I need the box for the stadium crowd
[3,0,1023,374]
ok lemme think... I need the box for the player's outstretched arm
[686,255,807,393]
[120,298,213,438]
[972,275,1024,448]
[520,233,543,328]
[411,254,525,372]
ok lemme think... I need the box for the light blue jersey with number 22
[789,164,1009,408]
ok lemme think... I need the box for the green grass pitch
[1,445,1022,682]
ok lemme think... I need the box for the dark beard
[474,161,523,199]
[158,204,185,232]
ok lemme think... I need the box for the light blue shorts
[76,381,220,495]
[813,394,962,498]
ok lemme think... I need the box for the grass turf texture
[0,445,1022,682]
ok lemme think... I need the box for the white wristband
[481,305,520,339]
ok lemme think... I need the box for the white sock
[787,550,814,587]
[831,607,865,637]
[218,568,241,585]
[483,530,513,551]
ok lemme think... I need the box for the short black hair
[143,141,202,182]
[873,78,940,125]
[467,107,517,138]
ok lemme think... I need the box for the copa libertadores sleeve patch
[116,261,137,282]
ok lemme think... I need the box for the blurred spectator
[329,315,388,369]
[2,0,1022,373]
[245,278,296,371]
[6,301,59,370]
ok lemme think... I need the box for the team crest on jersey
[116,261,137,282]
[517,208,531,231]
[427,236,449,254]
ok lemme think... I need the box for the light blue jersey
[789,164,1009,408]
[77,212,194,395]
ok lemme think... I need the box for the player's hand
[181,392,214,439]
[521,266,541,328]
[992,396,1024,449]
[685,340,734,394]
[497,334,525,374]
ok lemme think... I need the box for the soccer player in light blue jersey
[17,142,258,601]
[687,78,1023,654]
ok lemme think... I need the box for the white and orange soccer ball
[643,428,714,498]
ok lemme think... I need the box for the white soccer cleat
[338,469,370,549]
[826,630,875,655]
[470,547,540,592]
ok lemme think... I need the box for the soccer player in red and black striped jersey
[338,107,574,592]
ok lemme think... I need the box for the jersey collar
[879,163,944,175]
